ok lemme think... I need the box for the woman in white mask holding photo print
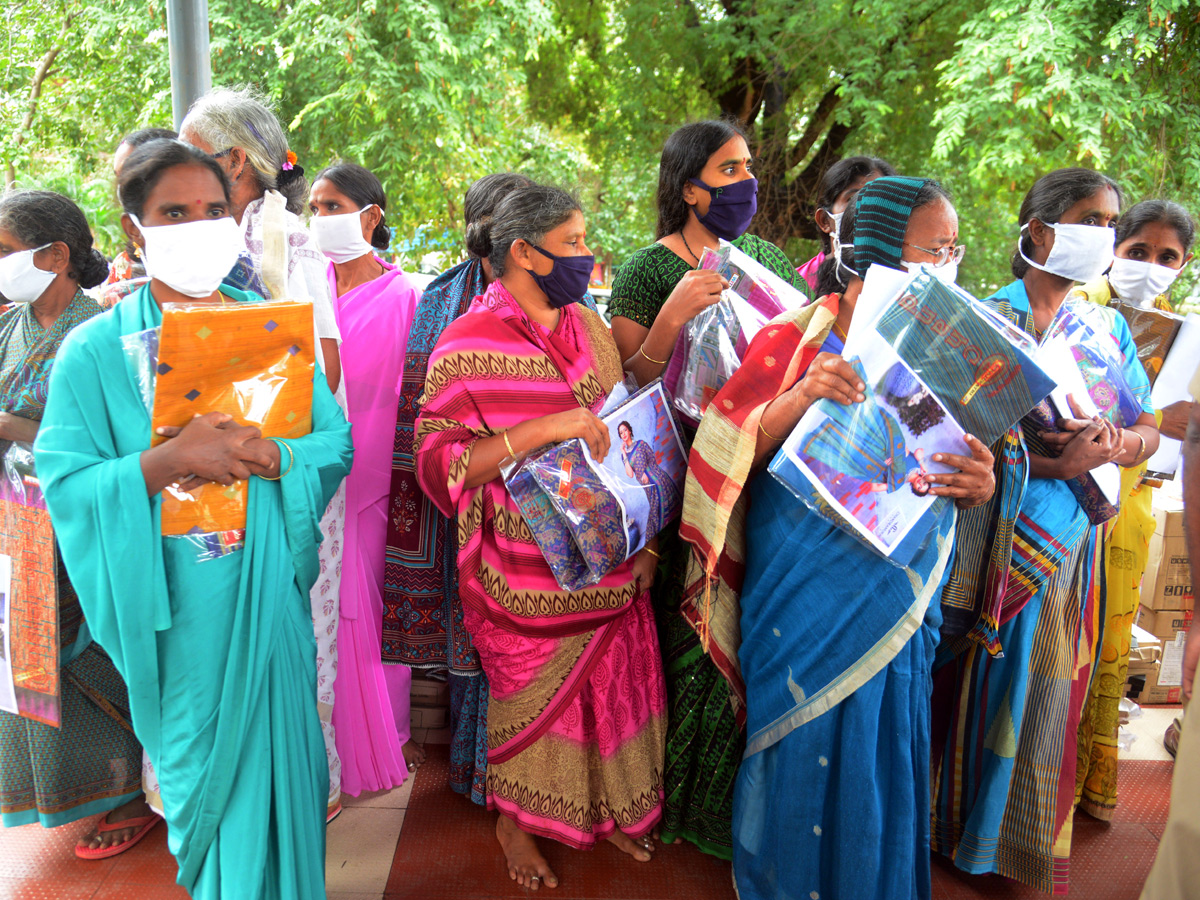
[931,168,1161,894]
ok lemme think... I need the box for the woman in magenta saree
[416,185,665,890]
[310,164,423,794]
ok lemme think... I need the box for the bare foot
[76,794,154,852]
[496,814,558,889]
[608,829,654,862]
[402,738,426,771]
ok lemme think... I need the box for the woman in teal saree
[34,140,352,899]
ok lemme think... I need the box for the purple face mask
[529,245,595,309]
[688,176,759,241]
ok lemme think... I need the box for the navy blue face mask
[688,176,759,241]
[528,245,595,309]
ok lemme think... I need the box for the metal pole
[166,0,212,130]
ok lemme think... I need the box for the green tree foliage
[2,0,1198,301]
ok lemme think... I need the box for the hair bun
[370,214,390,252]
[79,248,110,289]
[464,218,493,260]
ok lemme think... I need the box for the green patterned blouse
[608,233,808,329]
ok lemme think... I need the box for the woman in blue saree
[930,168,1159,894]
[34,140,352,900]
[681,177,995,900]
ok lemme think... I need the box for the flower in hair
[283,150,297,171]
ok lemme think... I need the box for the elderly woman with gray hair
[177,87,350,823]
[180,86,342,394]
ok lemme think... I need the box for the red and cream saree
[415,281,665,848]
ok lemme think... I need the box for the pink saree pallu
[416,281,666,848]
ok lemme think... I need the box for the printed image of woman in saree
[799,358,935,501]
[618,420,684,535]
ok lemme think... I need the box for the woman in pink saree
[309,164,424,794]
[416,184,666,890]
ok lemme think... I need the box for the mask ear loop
[1017,220,1055,274]
[833,242,856,288]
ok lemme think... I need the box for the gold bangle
[644,546,660,560]
[638,344,669,366]
[503,429,516,459]
[758,420,782,442]
[261,439,294,481]
[1131,430,1146,462]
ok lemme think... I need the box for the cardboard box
[1139,658,1184,706]
[1136,605,1193,640]
[1153,495,1186,540]
[410,676,449,707]
[410,704,448,729]
[1129,623,1163,664]
[1144,529,1193,611]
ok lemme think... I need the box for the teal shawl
[33,284,353,899]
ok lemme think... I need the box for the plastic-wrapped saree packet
[0,441,61,725]
[1110,301,1182,388]
[770,270,1056,564]
[1031,300,1147,524]
[665,241,808,422]
[504,380,688,590]
[123,299,316,537]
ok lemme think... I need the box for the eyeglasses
[210,148,233,160]
[903,241,966,267]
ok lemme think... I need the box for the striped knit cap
[851,176,934,277]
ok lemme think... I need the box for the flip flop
[74,813,161,860]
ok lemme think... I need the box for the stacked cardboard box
[1142,495,1193,613]
[1129,493,1192,705]
[410,675,450,730]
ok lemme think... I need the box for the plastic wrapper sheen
[770,269,1056,564]
[665,240,808,422]
[503,380,687,591]
[123,299,316,538]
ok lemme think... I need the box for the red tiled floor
[929,759,1173,899]
[385,744,737,900]
[0,754,1175,899]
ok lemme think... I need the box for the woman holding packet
[608,117,808,861]
[415,183,666,890]
[34,138,352,900]
[1072,199,1195,813]
[930,167,1160,893]
[683,175,996,900]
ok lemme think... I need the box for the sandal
[74,813,161,860]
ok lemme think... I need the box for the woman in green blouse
[608,119,807,860]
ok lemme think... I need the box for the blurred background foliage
[2,0,1198,308]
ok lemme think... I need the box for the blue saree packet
[504,380,687,591]
[771,272,1056,565]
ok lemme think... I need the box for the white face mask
[825,208,846,256]
[131,214,243,298]
[0,244,55,304]
[902,259,958,286]
[1019,221,1115,283]
[312,206,377,264]
[1107,257,1182,308]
